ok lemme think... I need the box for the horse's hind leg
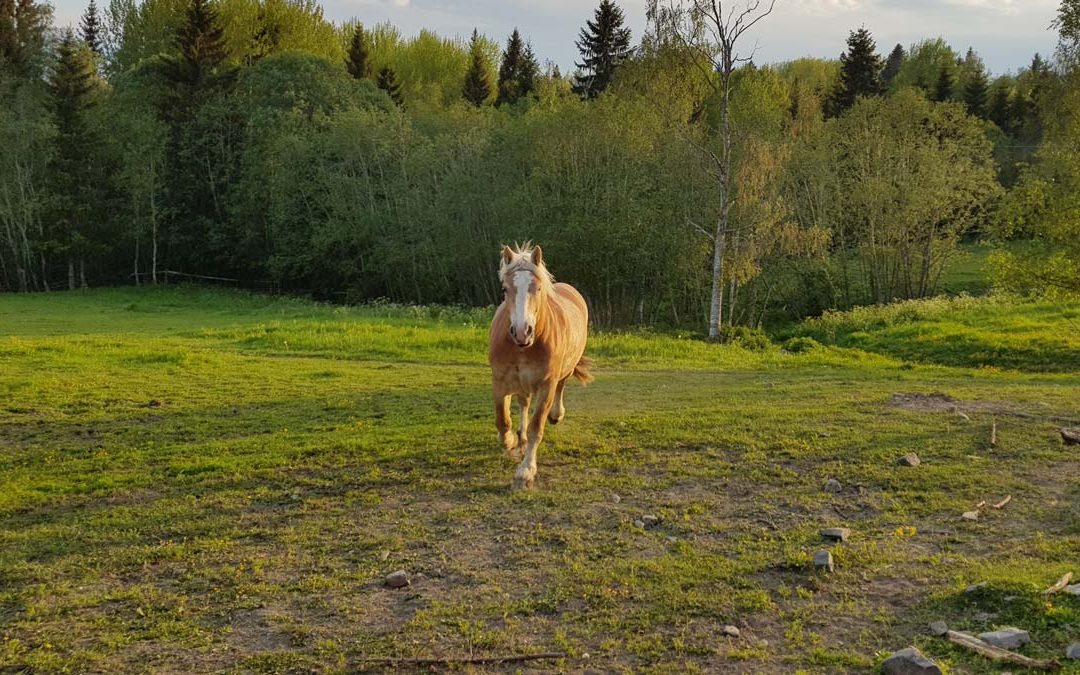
[548,378,568,425]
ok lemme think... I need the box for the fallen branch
[1044,572,1073,595]
[355,652,568,667]
[993,495,1012,509]
[975,500,986,509]
[945,630,1060,670]
[1062,428,1080,446]
[990,421,998,448]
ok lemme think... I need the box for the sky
[52,0,1064,76]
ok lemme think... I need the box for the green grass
[2,286,1080,673]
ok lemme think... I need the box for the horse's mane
[499,242,554,290]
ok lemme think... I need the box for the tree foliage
[572,0,632,99]
[827,27,883,117]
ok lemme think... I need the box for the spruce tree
[346,25,370,80]
[376,65,401,104]
[962,54,989,118]
[48,30,100,289]
[496,28,538,106]
[572,0,632,99]
[1,0,48,75]
[827,28,884,117]
[989,84,1012,133]
[167,0,228,92]
[80,0,101,55]
[462,28,491,106]
[882,43,905,86]
[933,66,953,102]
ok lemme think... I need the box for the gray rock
[632,519,645,529]
[823,479,842,494]
[977,627,1030,650]
[384,570,409,588]
[973,611,997,624]
[611,493,621,504]
[641,515,660,528]
[818,431,832,438]
[1061,427,1080,446]
[881,646,942,675]
[928,621,948,637]
[898,453,921,467]
[721,625,740,638]
[964,582,988,593]
[820,527,851,543]
[961,511,979,522]
[1064,583,1080,596]
[813,550,834,573]
[1066,643,1080,659]
[378,550,390,561]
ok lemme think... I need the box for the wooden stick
[975,500,986,509]
[993,495,1012,509]
[1044,572,1073,595]
[945,631,1060,670]
[990,420,998,448]
[356,652,568,667]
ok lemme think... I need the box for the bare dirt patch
[888,392,1080,424]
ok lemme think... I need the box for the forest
[1,0,1078,330]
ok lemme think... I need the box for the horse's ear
[531,245,543,266]
[501,245,514,265]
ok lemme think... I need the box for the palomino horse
[488,244,592,490]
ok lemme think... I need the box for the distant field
[2,287,1080,673]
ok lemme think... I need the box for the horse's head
[499,243,552,349]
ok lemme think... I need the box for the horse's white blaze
[512,270,532,336]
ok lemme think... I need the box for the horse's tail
[572,355,594,385]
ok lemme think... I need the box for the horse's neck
[535,284,557,337]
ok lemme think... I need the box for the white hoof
[512,464,537,491]
[499,431,516,451]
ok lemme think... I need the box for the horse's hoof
[499,431,516,451]
[548,414,564,425]
[512,475,535,491]
[505,445,524,461]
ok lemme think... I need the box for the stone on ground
[898,453,921,467]
[820,527,851,543]
[384,570,409,588]
[813,550,834,572]
[721,625,740,638]
[928,621,948,637]
[881,646,942,675]
[823,478,842,493]
[1066,643,1080,659]
[977,627,1030,650]
[961,511,979,521]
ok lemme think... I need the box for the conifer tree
[80,0,101,55]
[48,30,100,289]
[462,28,491,106]
[989,84,1012,132]
[882,43,905,86]
[376,64,401,104]
[496,28,538,106]
[962,52,989,118]
[346,25,370,80]
[933,65,954,102]
[0,0,49,75]
[827,28,884,117]
[572,0,632,99]
[167,0,228,92]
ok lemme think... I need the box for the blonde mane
[498,242,554,290]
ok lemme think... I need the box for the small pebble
[823,479,842,494]
[897,453,921,467]
[641,515,660,528]
[1064,583,1080,596]
[721,625,740,638]
[929,621,948,636]
[964,582,987,593]
[384,570,409,588]
[633,519,645,529]
[813,550,834,573]
[1066,643,1080,659]
[611,494,621,504]
[378,550,390,561]
[961,511,979,521]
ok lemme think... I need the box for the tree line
[1,0,1077,331]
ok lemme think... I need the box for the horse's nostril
[526,326,533,336]
[510,326,516,337]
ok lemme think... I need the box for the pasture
[2,287,1080,673]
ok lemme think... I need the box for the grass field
[2,287,1080,673]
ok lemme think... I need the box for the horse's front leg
[493,387,515,453]
[513,382,556,491]
[516,394,532,457]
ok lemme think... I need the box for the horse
[488,243,592,490]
